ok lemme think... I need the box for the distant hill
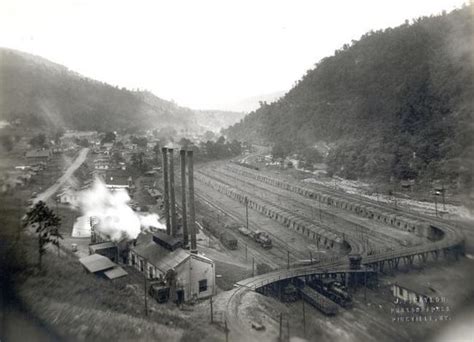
[224,6,473,190]
[217,91,285,113]
[0,48,197,132]
[193,110,246,133]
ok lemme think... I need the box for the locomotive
[307,278,353,308]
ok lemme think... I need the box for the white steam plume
[74,178,165,241]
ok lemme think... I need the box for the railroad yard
[182,150,472,342]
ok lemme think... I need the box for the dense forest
[0,48,197,132]
[225,6,473,190]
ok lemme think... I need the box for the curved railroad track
[214,163,465,340]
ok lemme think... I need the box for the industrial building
[129,231,215,301]
[129,148,215,303]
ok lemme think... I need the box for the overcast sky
[0,0,467,110]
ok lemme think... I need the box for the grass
[0,193,223,341]
[0,155,225,341]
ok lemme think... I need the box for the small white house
[94,158,110,170]
[56,189,78,204]
[129,231,215,302]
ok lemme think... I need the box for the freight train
[307,278,352,308]
[237,226,273,249]
[298,285,339,316]
[230,160,260,171]
[201,219,238,250]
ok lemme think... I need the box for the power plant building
[128,231,215,301]
[128,148,215,302]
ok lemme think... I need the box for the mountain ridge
[224,6,473,190]
[0,47,198,132]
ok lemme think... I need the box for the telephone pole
[245,196,249,230]
[144,274,148,316]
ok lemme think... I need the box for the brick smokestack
[187,150,197,253]
[168,148,177,237]
[161,147,171,235]
[180,149,188,246]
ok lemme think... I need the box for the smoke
[74,178,165,241]
[139,213,166,231]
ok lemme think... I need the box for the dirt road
[34,148,89,204]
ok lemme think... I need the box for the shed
[89,241,119,262]
[104,267,128,280]
[79,254,116,273]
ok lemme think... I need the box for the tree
[0,135,13,152]
[53,128,65,144]
[29,133,47,148]
[178,138,192,149]
[131,152,149,171]
[111,151,124,164]
[23,201,63,269]
[203,131,216,141]
[101,131,116,144]
[74,138,89,147]
[131,136,148,148]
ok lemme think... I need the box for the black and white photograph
[0,1,473,341]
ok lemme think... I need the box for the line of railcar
[298,285,339,316]
[307,278,353,308]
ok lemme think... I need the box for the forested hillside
[0,48,197,132]
[225,6,473,190]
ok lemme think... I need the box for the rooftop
[89,241,117,253]
[25,149,51,158]
[104,267,128,280]
[79,254,116,273]
[104,170,131,186]
[131,232,189,273]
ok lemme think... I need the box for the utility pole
[252,257,255,277]
[224,320,229,342]
[286,318,290,342]
[364,270,367,303]
[302,300,306,337]
[245,196,249,230]
[245,244,248,262]
[144,274,148,316]
[319,200,322,222]
[279,313,283,342]
[434,195,438,217]
[442,183,446,211]
[309,251,313,264]
[210,296,214,323]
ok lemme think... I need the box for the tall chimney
[187,150,197,253]
[180,149,188,246]
[168,148,177,237]
[161,147,171,235]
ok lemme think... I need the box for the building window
[131,254,136,265]
[139,260,144,272]
[199,279,208,293]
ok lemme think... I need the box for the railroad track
[193,183,306,268]
[196,169,367,255]
[224,163,461,236]
[216,162,464,339]
[208,167,412,251]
